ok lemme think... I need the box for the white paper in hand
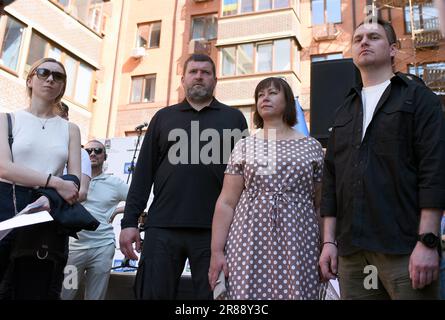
[0,210,53,241]
[213,270,227,300]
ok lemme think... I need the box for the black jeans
[0,182,68,300]
[134,227,212,300]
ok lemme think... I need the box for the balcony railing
[413,29,443,48]
[424,68,445,93]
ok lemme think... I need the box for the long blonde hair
[26,57,67,104]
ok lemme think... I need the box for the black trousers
[134,227,212,300]
[0,182,67,300]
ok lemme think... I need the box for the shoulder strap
[6,113,13,151]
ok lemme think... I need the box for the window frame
[403,2,439,34]
[311,0,342,26]
[310,52,344,62]
[49,0,106,36]
[222,0,290,16]
[24,31,95,109]
[0,14,27,75]
[190,14,218,41]
[130,74,157,104]
[136,21,162,49]
[220,38,293,77]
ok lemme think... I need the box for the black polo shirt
[320,73,445,256]
[121,98,248,229]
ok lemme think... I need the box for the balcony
[312,23,340,41]
[424,68,445,93]
[413,29,442,48]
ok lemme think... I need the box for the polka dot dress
[224,136,324,300]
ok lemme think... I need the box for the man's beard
[187,84,213,102]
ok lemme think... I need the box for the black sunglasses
[85,147,104,155]
[35,68,66,83]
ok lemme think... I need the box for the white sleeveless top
[5,110,69,185]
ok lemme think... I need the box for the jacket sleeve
[121,112,161,229]
[320,127,337,217]
[414,86,445,208]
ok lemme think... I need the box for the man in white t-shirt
[319,18,445,299]
[62,140,129,300]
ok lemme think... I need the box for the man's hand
[119,227,141,261]
[409,242,439,289]
[319,243,338,282]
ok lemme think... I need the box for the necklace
[37,117,50,130]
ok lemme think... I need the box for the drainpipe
[352,0,356,30]
[166,0,179,107]
[106,0,125,138]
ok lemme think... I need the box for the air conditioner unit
[130,47,146,59]
[188,39,211,55]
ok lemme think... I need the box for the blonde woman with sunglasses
[0,57,80,299]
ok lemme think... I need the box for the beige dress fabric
[224,135,324,300]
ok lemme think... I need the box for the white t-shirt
[361,79,391,140]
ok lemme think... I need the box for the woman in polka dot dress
[209,77,324,300]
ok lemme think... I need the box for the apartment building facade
[298,0,445,114]
[0,0,121,142]
[111,0,304,135]
[2,1,441,140]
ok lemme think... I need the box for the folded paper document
[0,210,53,241]
[213,270,227,300]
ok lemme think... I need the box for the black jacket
[320,73,445,256]
[37,174,99,238]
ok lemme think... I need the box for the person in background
[119,54,248,299]
[56,102,91,202]
[62,140,128,300]
[0,57,80,299]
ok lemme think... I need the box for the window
[55,0,70,8]
[274,0,289,9]
[53,0,106,33]
[257,43,273,72]
[25,32,95,107]
[130,75,156,103]
[222,47,236,76]
[221,39,292,76]
[64,55,77,98]
[241,0,254,13]
[223,0,238,16]
[311,0,341,25]
[223,0,289,16]
[137,22,161,48]
[237,44,254,75]
[258,0,272,10]
[74,63,93,106]
[404,2,439,33]
[311,52,343,62]
[0,16,25,71]
[274,39,291,71]
[191,15,217,40]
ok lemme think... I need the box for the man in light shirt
[62,140,129,300]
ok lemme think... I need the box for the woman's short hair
[26,57,67,104]
[253,77,297,129]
